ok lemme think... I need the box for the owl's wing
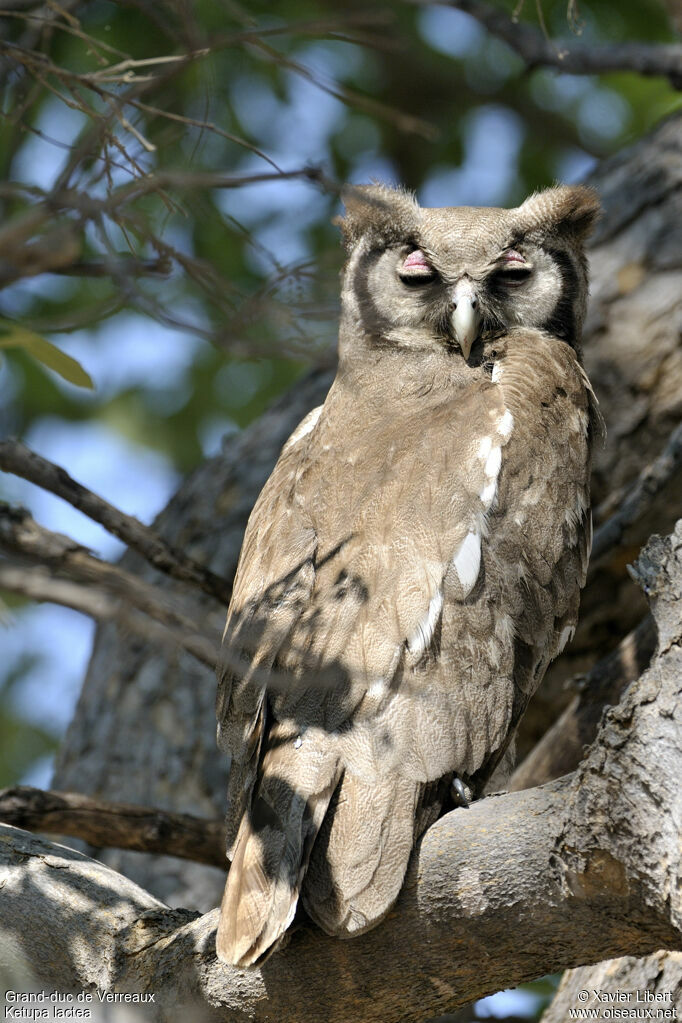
[217,337,597,962]
[268,375,516,729]
[466,329,599,792]
[217,379,506,837]
[216,405,322,852]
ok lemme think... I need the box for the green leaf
[0,320,94,390]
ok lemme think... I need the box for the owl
[215,183,600,968]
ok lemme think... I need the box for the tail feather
[216,722,341,967]
[302,773,429,938]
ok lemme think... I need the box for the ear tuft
[518,185,601,241]
[334,183,420,252]
[553,185,601,239]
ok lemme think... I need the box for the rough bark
[2,520,682,1020]
[539,520,682,1023]
[542,953,682,1022]
[509,615,657,790]
[519,111,682,759]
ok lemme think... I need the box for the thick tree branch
[2,522,681,1020]
[0,776,677,1022]
[413,0,682,87]
[0,439,233,606]
[543,952,682,1022]
[0,786,225,868]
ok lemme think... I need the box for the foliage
[0,0,679,471]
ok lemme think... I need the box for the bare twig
[248,35,437,139]
[0,501,219,638]
[101,164,333,209]
[0,37,275,169]
[591,421,682,565]
[48,255,172,278]
[0,440,233,606]
[410,0,682,88]
[0,560,220,668]
[0,785,225,867]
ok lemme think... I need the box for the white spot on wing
[558,625,575,653]
[492,362,503,383]
[285,405,322,448]
[407,589,444,657]
[453,531,481,596]
[367,678,387,699]
[484,446,501,479]
[498,409,514,438]
[480,479,497,508]
[478,435,492,459]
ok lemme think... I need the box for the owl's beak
[451,279,481,360]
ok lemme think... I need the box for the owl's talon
[451,776,472,808]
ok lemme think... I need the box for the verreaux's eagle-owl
[215,183,600,967]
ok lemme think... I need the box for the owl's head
[336,183,600,360]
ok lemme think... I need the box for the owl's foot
[451,775,472,809]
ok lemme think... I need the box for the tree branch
[591,421,682,566]
[413,0,682,88]
[0,786,225,868]
[0,561,220,669]
[2,521,681,1020]
[0,502,220,637]
[542,952,682,1023]
[0,775,677,1021]
[0,439,232,606]
[0,502,324,693]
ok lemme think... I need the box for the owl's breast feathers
[216,327,597,965]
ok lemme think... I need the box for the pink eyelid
[402,249,433,272]
[502,249,527,264]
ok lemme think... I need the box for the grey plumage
[215,182,600,967]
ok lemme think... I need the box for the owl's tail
[301,772,443,938]
[216,721,342,968]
